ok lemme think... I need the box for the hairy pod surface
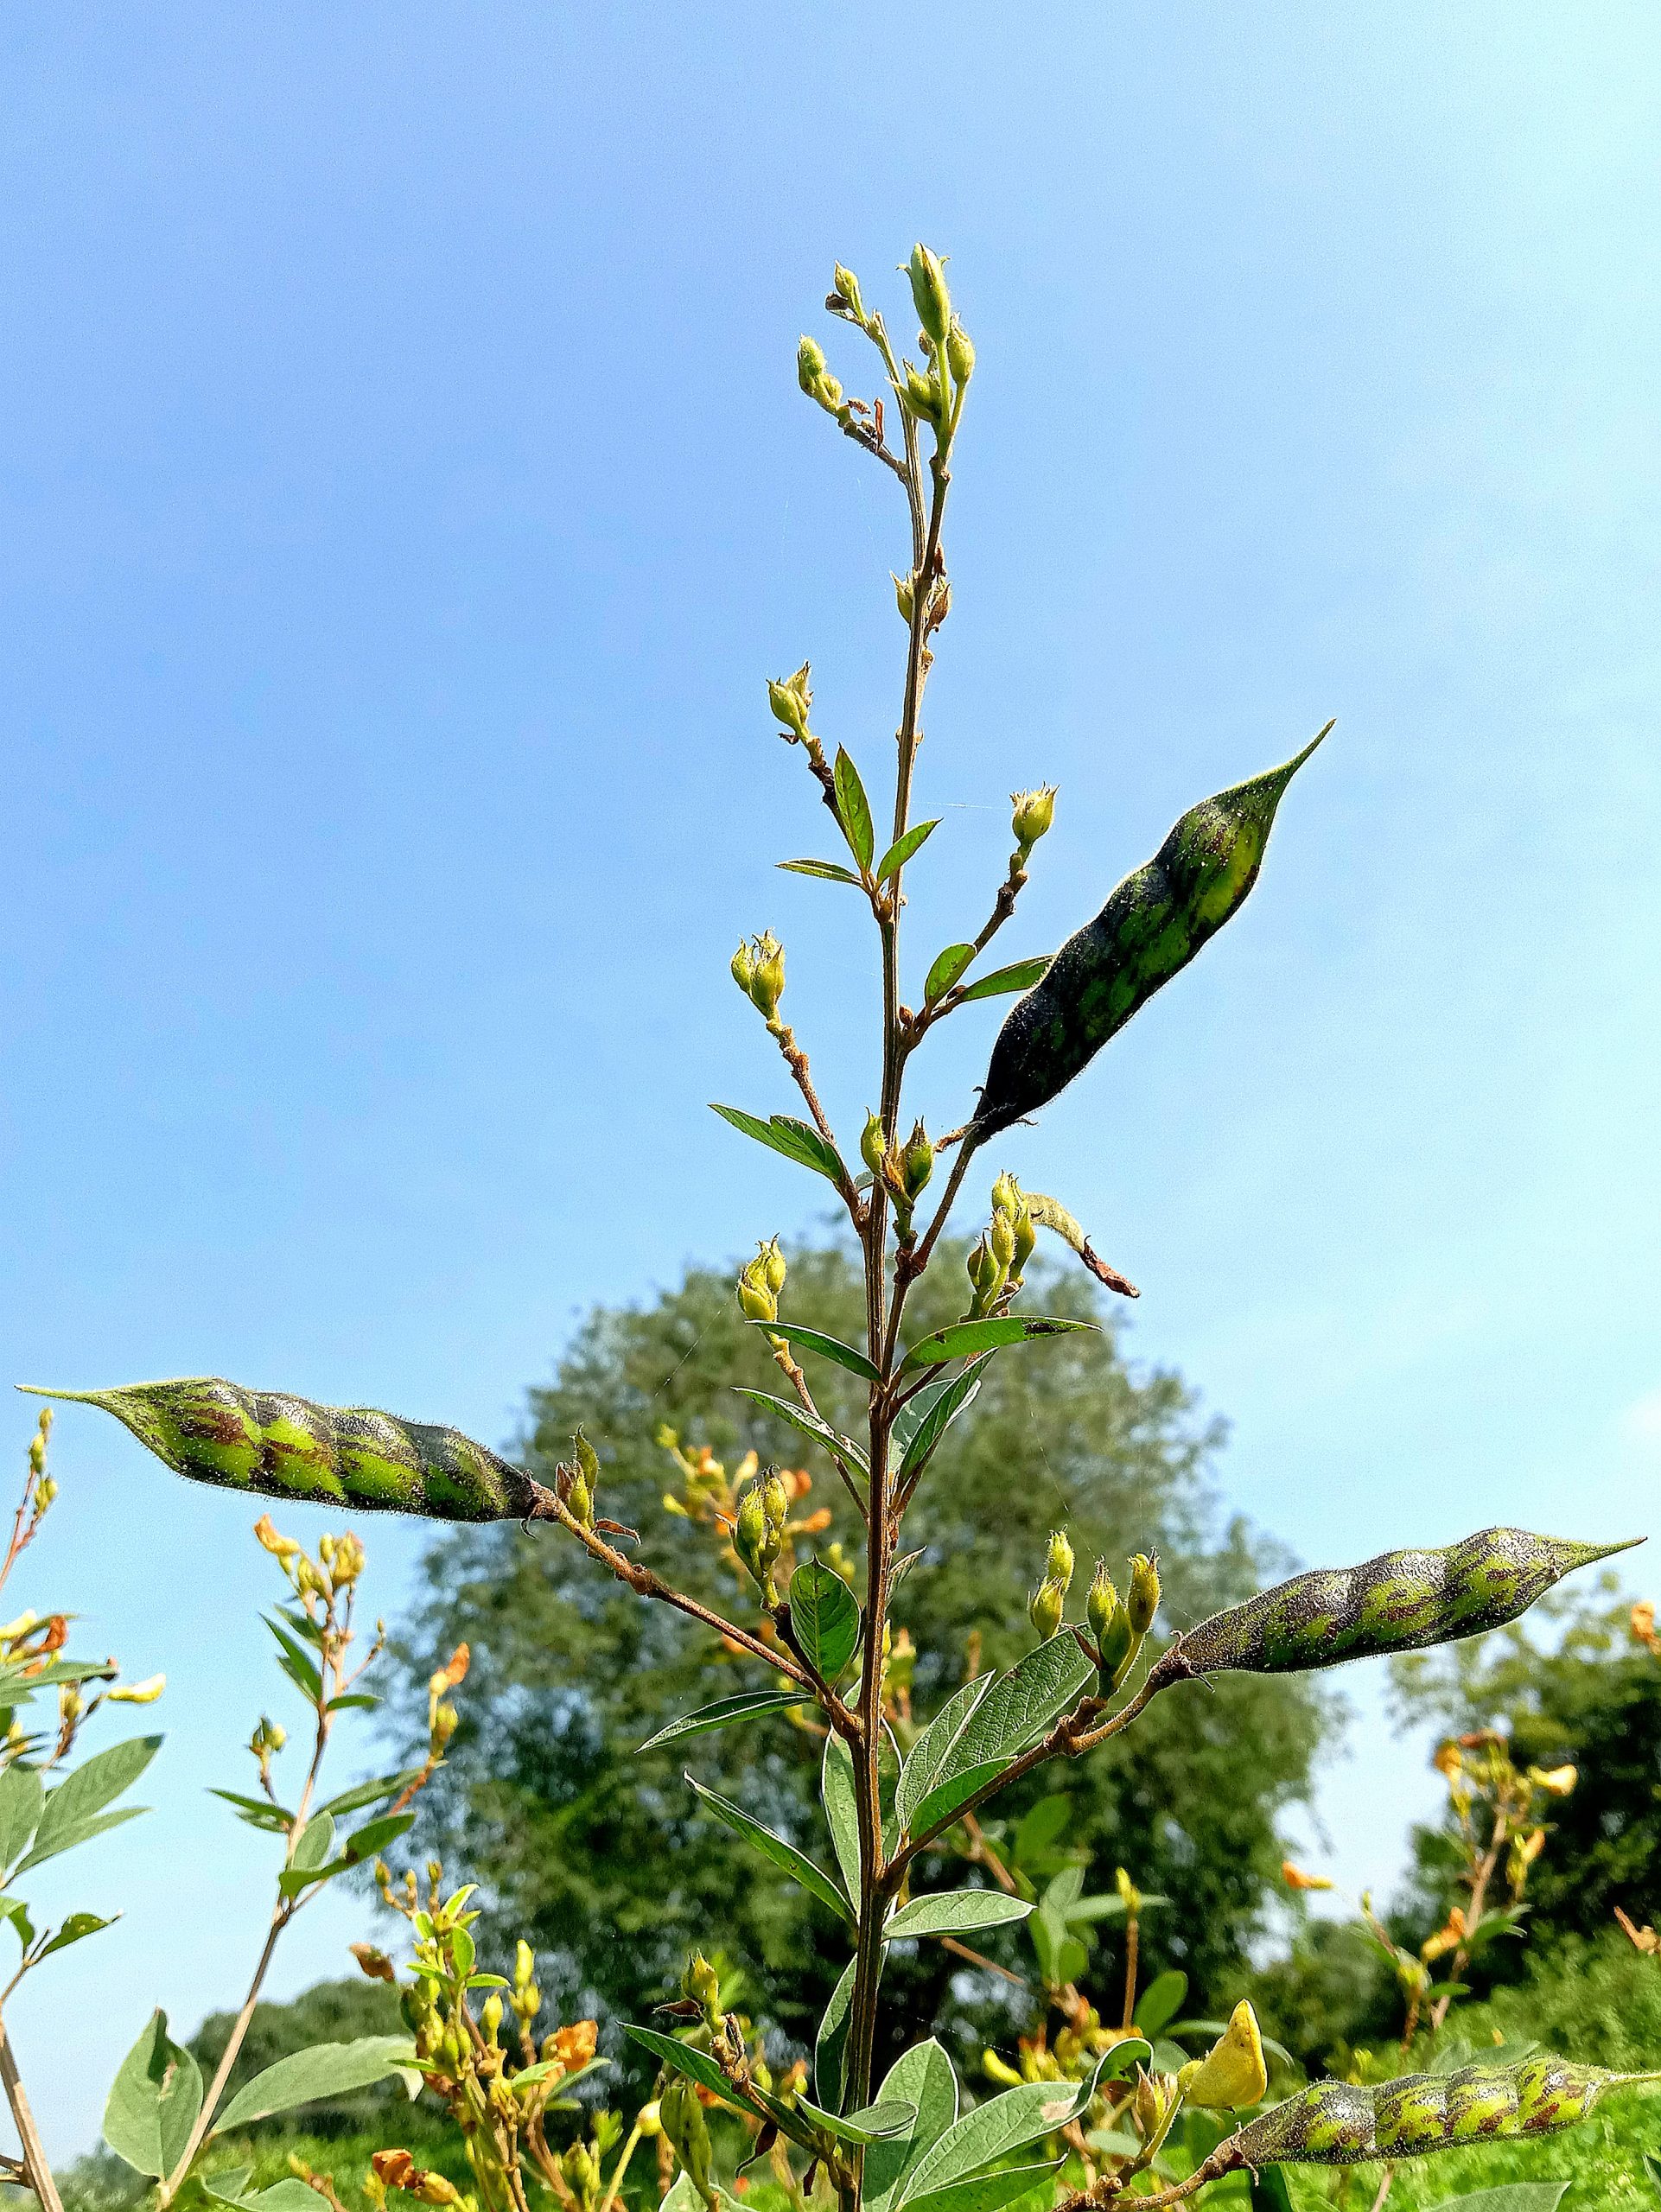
[1149,1528,1637,1682]
[971,730,1328,1137]
[1230,2053,1654,2167]
[24,1379,543,1522]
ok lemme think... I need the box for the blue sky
[3,0,1659,2159]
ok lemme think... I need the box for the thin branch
[0,2012,64,2212]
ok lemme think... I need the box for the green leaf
[833,747,875,870]
[779,858,864,886]
[901,2165,1060,2212]
[684,1773,854,1923]
[1011,1796,1072,1870]
[344,1810,415,1861]
[202,2164,253,2207]
[661,2176,741,2212]
[1133,1969,1188,2037]
[0,1763,43,1868]
[208,1789,294,1834]
[875,819,940,884]
[621,2024,764,2113]
[638,1691,806,1753]
[264,1616,323,1701]
[1645,2149,1661,2202]
[815,1955,860,2111]
[328,1693,379,1713]
[0,1895,34,1951]
[901,1315,1096,1375]
[895,1675,994,1835]
[36,1909,118,1962]
[710,1105,849,1192]
[506,2054,611,2093]
[925,944,975,1004]
[792,1560,862,1680]
[822,1733,861,1900]
[1419,2190,1569,2212]
[214,2036,418,2132]
[887,1891,1033,1942]
[16,1802,145,1875]
[911,1633,1098,1837]
[104,2010,204,2178]
[291,1811,335,1871]
[35,1735,160,1848]
[1246,2169,1295,2212]
[243,2185,333,2212]
[895,1357,993,1479]
[954,957,1053,1005]
[898,2047,1149,2203]
[314,1769,426,1821]
[861,2039,959,2212]
[746,1318,880,1383]
[798,2094,917,2145]
[733,1389,869,1474]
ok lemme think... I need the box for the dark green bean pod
[1145,1527,1638,1687]
[1220,2052,1659,2169]
[971,726,1331,1138]
[21,1379,547,1523]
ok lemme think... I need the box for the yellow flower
[1281,1859,1333,1892]
[1179,2000,1268,2110]
[1531,1764,1577,1797]
[108,1674,166,1705]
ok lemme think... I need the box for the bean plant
[29,242,1659,2207]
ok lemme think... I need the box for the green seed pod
[972,729,1331,1138]
[659,2076,715,2204]
[24,1380,543,1523]
[1149,1528,1639,1688]
[1227,2053,1659,2170]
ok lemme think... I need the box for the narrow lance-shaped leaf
[732,1387,869,1474]
[875,819,940,883]
[214,2037,418,2132]
[952,957,1053,1004]
[833,747,875,870]
[820,1732,860,1900]
[791,1560,861,1681]
[925,944,975,1003]
[899,2045,1149,2203]
[683,1773,854,1923]
[743,1316,880,1383]
[710,1105,850,1191]
[22,1382,542,1524]
[971,727,1332,1137]
[861,2039,959,2212]
[637,1690,805,1754]
[1148,1529,1642,1687]
[886,1891,1033,1940]
[899,1315,1096,1374]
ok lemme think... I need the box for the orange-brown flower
[550,2019,598,2070]
[1281,1859,1333,1892]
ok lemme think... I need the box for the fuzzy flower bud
[1046,1529,1075,1592]
[684,1951,722,2026]
[945,316,975,385]
[903,365,943,425]
[1087,1564,1132,1682]
[1029,1580,1065,1641]
[480,1991,504,2043]
[1127,1551,1161,1635]
[1282,1860,1334,1893]
[893,573,915,626]
[906,245,951,346]
[830,264,867,326]
[860,1109,888,1176]
[900,1120,934,1201]
[767,661,813,742]
[760,1237,787,1297]
[1011,785,1057,854]
[989,1206,1016,1274]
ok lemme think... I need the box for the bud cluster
[1028,1528,1075,1640]
[734,1465,790,1607]
[864,1112,933,1229]
[1010,785,1057,859]
[766,662,815,747]
[731,931,786,1029]
[1085,1551,1160,1693]
[797,334,850,424]
[966,1171,1036,1318]
[736,1237,787,1324]
[554,1430,601,1529]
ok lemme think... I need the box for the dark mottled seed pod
[1226,2053,1658,2169]
[971,728,1330,1138]
[1147,1528,1638,1686]
[22,1379,546,1523]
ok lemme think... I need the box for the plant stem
[0,2013,64,2212]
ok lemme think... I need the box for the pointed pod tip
[15,1384,106,1405]
[1287,719,1336,776]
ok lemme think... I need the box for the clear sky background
[3,0,1659,2160]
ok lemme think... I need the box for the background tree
[395,1236,1329,2083]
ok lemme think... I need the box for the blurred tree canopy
[395,1238,1329,2083]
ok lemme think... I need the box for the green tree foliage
[1393,1581,1661,1950]
[396,1240,1328,2071]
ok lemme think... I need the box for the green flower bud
[736,1278,776,1324]
[767,662,812,740]
[1029,1579,1065,1640]
[566,1471,593,1528]
[945,316,975,385]
[860,1109,887,1175]
[1047,1529,1075,1592]
[748,930,786,1021]
[903,365,943,425]
[760,1467,789,1532]
[481,1991,504,2043]
[989,1207,1016,1274]
[1128,1551,1161,1635]
[893,572,915,625]
[907,244,951,346]
[797,334,828,397]
[990,1170,1021,1220]
[734,1479,780,1603]
[1010,1203,1037,1276]
[683,1950,722,2024]
[573,1430,599,1491]
[831,264,866,326]
[761,1236,787,1297]
[901,1120,934,1201]
[1011,785,1057,854]
[1088,1562,1132,1682]
[731,941,756,995]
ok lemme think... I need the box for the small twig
[938,1934,1028,1986]
[1368,2170,1394,2212]
[0,2013,64,2212]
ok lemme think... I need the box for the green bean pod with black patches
[20,1379,549,1523]
[1144,1526,1639,1688]
[1212,2053,1661,2171]
[971,726,1331,1138]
